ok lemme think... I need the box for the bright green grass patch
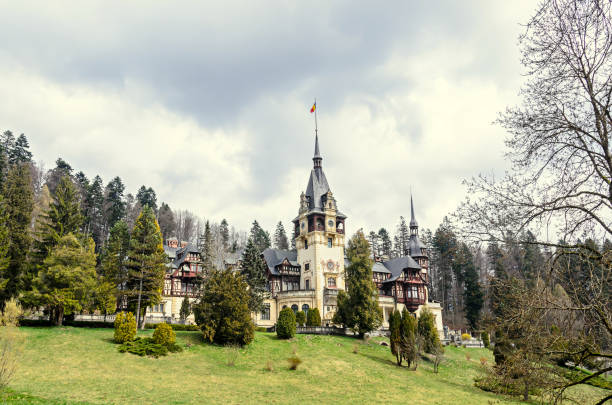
[5,327,608,405]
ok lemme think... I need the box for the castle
[255,135,443,333]
[152,134,443,334]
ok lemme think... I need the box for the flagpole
[314,98,318,135]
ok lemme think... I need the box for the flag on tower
[310,102,316,113]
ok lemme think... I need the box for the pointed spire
[313,133,322,168]
[410,194,418,228]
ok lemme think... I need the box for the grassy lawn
[4,326,607,404]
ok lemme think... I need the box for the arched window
[327,277,336,288]
[291,304,298,314]
[282,305,287,309]
[302,304,309,316]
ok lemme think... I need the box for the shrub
[276,308,296,339]
[193,269,254,346]
[461,333,472,341]
[179,298,191,321]
[0,299,23,326]
[117,337,182,358]
[295,310,306,326]
[417,308,440,353]
[287,356,302,370]
[481,331,490,348]
[255,326,268,332]
[152,323,176,346]
[114,312,136,343]
[306,308,321,327]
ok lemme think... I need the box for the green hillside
[2,327,606,404]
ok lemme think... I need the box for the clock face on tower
[327,261,335,270]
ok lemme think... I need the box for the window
[282,305,287,309]
[327,277,336,288]
[291,304,298,314]
[328,238,332,248]
[305,279,310,290]
[304,239,308,249]
[302,304,309,316]
[305,263,310,271]
[261,304,270,320]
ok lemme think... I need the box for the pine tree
[396,216,410,256]
[219,219,229,251]
[35,175,83,264]
[104,176,126,229]
[200,220,214,271]
[136,185,157,212]
[99,220,130,295]
[378,228,392,258]
[273,221,289,250]
[240,238,267,312]
[157,202,175,240]
[125,206,167,328]
[25,234,97,326]
[45,158,73,196]
[368,231,379,258]
[9,134,32,164]
[332,230,382,337]
[249,220,271,252]
[432,218,457,319]
[1,163,33,305]
[389,310,403,365]
[487,242,507,320]
[84,175,105,250]
[400,309,418,368]
[463,249,484,331]
[0,196,10,296]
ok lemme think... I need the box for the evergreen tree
[136,185,157,212]
[378,228,392,258]
[487,242,508,320]
[25,233,97,326]
[240,238,267,312]
[99,220,130,295]
[9,134,32,164]
[273,221,289,250]
[431,218,457,319]
[332,230,382,337]
[157,202,175,240]
[200,220,214,271]
[0,131,16,165]
[306,307,321,326]
[461,247,484,331]
[400,309,419,368]
[45,158,73,196]
[104,176,126,229]
[0,196,10,295]
[35,175,83,264]
[1,163,33,304]
[84,175,105,250]
[125,206,167,328]
[368,231,379,258]
[389,310,403,365]
[249,220,271,252]
[179,297,191,321]
[193,269,254,346]
[219,219,229,251]
[396,216,410,256]
[417,307,441,354]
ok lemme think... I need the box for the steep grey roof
[373,261,391,274]
[262,248,298,275]
[305,167,330,210]
[410,195,418,228]
[409,235,427,257]
[164,245,177,259]
[173,243,201,267]
[381,255,421,282]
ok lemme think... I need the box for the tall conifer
[273,221,289,250]
[125,206,166,328]
[240,237,267,312]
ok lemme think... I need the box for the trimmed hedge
[19,318,199,331]
[144,323,199,331]
[306,308,321,327]
[276,308,296,339]
[295,311,306,327]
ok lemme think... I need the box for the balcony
[324,288,338,296]
[276,289,316,298]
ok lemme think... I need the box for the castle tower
[293,134,347,322]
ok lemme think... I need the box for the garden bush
[306,308,321,327]
[114,312,136,343]
[255,326,268,332]
[276,308,296,339]
[0,299,23,326]
[461,333,472,341]
[153,323,176,346]
[118,337,182,358]
[481,331,490,348]
[295,310,306,326]
[144,323,199,331]
[417,308,440,353]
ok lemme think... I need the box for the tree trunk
[55,307,64,326]
[523,380,529,401]
[135,270,143,329]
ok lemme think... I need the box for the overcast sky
[0,1,536,237]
